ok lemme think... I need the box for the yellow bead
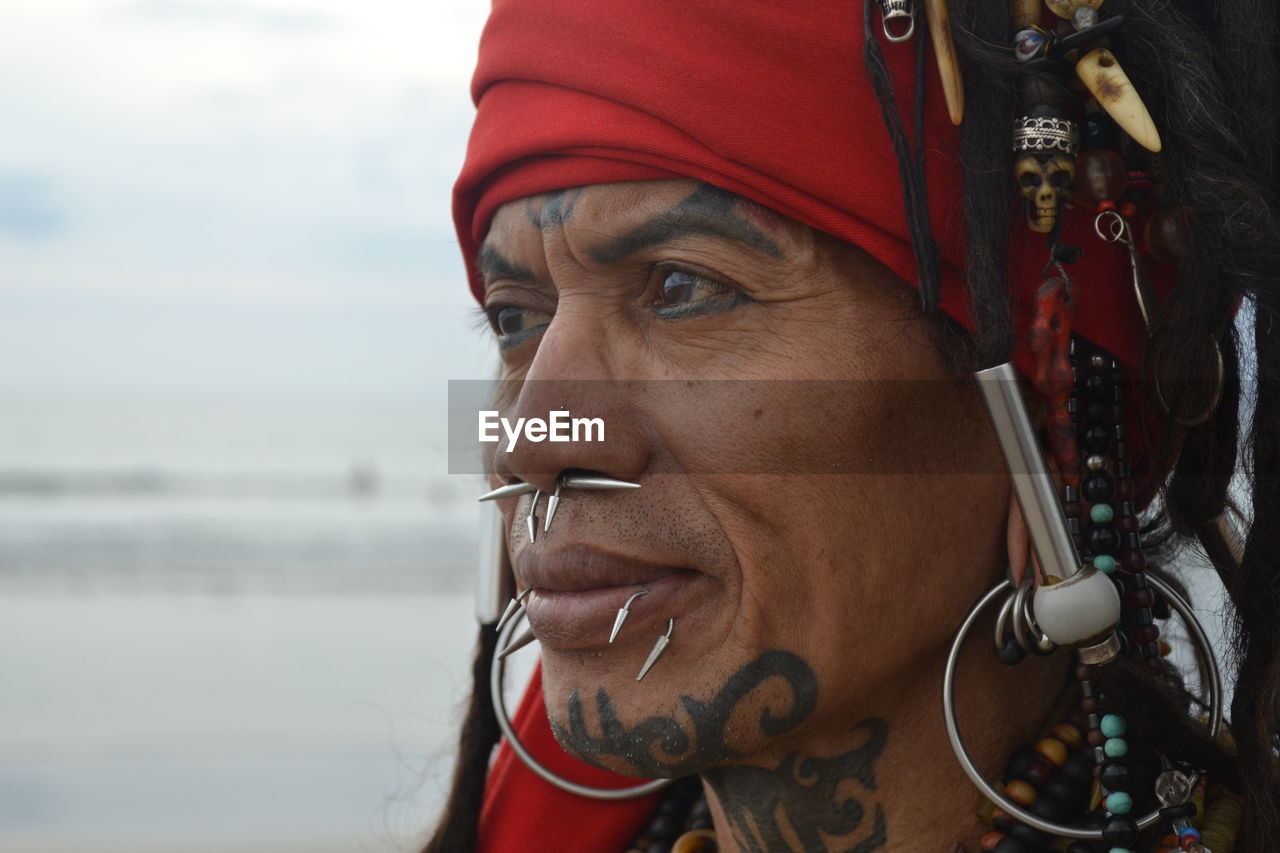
[1035,737,1069,767]
[671,829,719,853]
[1006,779,1038,806]
[1052,723,1082,750]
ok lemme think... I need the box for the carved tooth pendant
[925,0,964,125]
[1011,0,1042,29]
[497,626,537,660]
[609,589,649,644]
[1076,48,1162,153]
[636,619,674,682]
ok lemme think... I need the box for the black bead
[1004,746,1041,783]
[992,812,1014,832]
[1160,802,1198,820]
[1141,641,1161,658]
[996,639,1027,666]
[1087,526,1121,554]
[646,842,667,853]
[1084,110,1120,148]
[1098,760,1135,791]
[995,835,1036,853]
[1112,403,1124,424]
[1067,843,1100,853]
[1101,816,1139,845]
[1046,774,1087,811]
[1031,794,1072,822]
[1085,399,1110,423]
[1083,425,1112,452]
[1062,754,1094,785]
[1083,474,1116,502]
[1086,374,1112,399]
[648,815,679,840]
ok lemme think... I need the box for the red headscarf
[452,2,1174,848]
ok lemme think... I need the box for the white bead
[1032,568,1121,645]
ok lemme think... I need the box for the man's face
[479,179,1008,777]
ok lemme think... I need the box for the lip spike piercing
[543,480,562,532]
[560,474,641,491]
[495,588,533,635]
[525,490,541,542]
[636,619,674,682]
[497,625,537,660]
[609,589,649,643]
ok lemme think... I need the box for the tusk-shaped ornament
[1010,0,1041,30]
[925,0,964,125]
[1076,48,1162,153]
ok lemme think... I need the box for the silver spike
[609,589,649,644]
[497,626,537,660]
[636,619,674,682]
[561,474,641,491]
[495,588,533,635]
[478,482,538,502]
[543,480,562,532]
[526,490,541,543]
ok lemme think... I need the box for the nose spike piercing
[497,625,537,661]
[495,588,533,635]
[526,490,541,543]
[543,480,562,532]
[560,474,641,491]
[609,589,649,644]
[477,482,538,502]
[636,619,674,682]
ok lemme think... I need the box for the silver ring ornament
[943,575,1222,840]
[490,610,672,800]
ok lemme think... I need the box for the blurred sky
[0,0,495,402]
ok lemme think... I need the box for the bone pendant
[1076,48,1162,153]
[1010,0,1041,29]
[925,0,964,125]
[1045,0,1102,19]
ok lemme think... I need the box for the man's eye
[655,269,743,318]
[488,305,551,342]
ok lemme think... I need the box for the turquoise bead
[1094,554,1118,574]
[1104,737,1128,758]
[1100,713,1128,738]
[1108,849,1132,853]
[1105,790,1133,814]
[1090,503,1115,523]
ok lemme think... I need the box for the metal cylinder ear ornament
[975,362,1122,651]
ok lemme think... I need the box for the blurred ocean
[0,396,486,852]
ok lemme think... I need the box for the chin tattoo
[549,649,889,852]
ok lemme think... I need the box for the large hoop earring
[942,575,1223,841]
[489,610,673,800]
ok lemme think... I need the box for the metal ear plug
[636,619,674,682]
[609,589,649,644]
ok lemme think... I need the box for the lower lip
[524,571,703,649]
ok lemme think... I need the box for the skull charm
[1015,152,1075,233]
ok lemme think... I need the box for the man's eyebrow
[477,245,537,286]
[587,184,785,265]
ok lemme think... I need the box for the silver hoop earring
[489,610,673,801]
[942,574,1223,841]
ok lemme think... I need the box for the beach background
[1,2,499,850]
[0,2,1243,851]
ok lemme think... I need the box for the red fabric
[454,2,1176,849]
[478,664,659,853]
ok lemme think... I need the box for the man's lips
[515,544,684,593]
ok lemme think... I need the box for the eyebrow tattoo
[478,245,537,286]
[588,183,785,265]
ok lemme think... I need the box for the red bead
[1124,550,1148,572]
[981,831,1006,851]
[1127,588,1155,608]
[1120,202,1138,219]
[1088,729,1106,746]
[1146,207,1192,265]
[1145,656,1166,675]
[1117,479,1136,500]
[1134,624,1160,644]
[1119,515,1139,533]
[1077,150,1128,204]
[1081,697,1097,713]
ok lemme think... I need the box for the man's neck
[700,635,1069,852]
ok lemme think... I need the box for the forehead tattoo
[479,183,787,285]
